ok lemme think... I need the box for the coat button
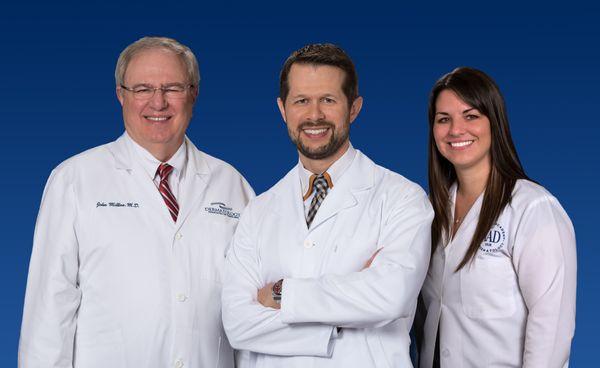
[176,293,187,302]
[175,233,183,240]
[174,359,184,368]
[442,348,450,357]
[303,239,315,249]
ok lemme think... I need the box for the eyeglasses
[120,83,194,100]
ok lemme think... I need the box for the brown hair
[279,43,359,106]
[428,67,530,270]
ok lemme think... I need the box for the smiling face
[433,89,492,176]
[277,63,362,168]
[117,48,197,161]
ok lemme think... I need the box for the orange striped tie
[157,163,179,222]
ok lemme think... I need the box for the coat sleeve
[511,196,577,368]
[221,200,336,357]
[19,167,82,367]
[279,185,433,328]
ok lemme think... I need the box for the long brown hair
[428,67,530,270]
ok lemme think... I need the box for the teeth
[146,116,168,121]
[304,128,327,135]
[450,140,473,147]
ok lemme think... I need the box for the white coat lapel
[307,151,374,231]
[175,138,210,229]
[271,164,309,235]
[108,134,133,171]
[107,134,172,221]
[446,183,484,253]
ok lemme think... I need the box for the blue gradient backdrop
[2,1,598,366]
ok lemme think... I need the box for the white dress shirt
[127,132,187,200]
[299,144,356,218]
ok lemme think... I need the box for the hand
[257,282,281,309]
[362,247,383,270]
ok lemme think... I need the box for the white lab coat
[222,150,433,368]
[19,134,254,368]
[419,180,576,368]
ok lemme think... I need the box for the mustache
[297,120,335,130]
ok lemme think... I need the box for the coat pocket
[459,256,517,319]
[331,233,380,274]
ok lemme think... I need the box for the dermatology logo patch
[205,202,240,218]
[479,223,506,253]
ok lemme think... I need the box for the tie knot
[313,174,329,192]
[302,172,333,201]
[303,172,333,201]
[157,163,174,181]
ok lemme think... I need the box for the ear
[349,96,363,124]
[277,97,287,124]
[116,85,125,106]
[190,85,199,103]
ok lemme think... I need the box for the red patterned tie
[156,163,179,222]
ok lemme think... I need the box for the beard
[288,119,350,160]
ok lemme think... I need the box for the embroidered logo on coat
[479,223,506,253]
[204,202,240,218]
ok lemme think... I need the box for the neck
[155,149,177,163]
[455,163,490,200]
[300,141,349,174]
[133,138,183,163]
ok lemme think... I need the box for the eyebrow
[130,83,154,88]
[130,82,187,88]
[291,92,339,99]
[435,108,478,116]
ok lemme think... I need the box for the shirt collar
[124,132,187,181]
[299,143,356,200]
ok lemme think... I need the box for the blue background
[2,1,598,366]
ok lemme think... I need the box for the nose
[148,89,168,110]
[448,117,466,136]
[306,101,326,122]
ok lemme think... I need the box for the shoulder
[242,165,296,216]
[194,149,246,180]
[381,167,427,199]
[506,179,573,233]
[510,179,563,212]
[48,143,114,183]
[189,145,254,193]
[354,151,432,216]
[357,151,428,201]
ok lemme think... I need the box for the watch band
[272,279,283,303]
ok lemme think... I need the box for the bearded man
[221,43,433,368]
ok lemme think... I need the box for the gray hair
[115,36,200,87]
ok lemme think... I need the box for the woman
[419,67,576,368]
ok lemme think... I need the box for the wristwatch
[272,279,283,304]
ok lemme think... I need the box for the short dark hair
[279,43,359,105]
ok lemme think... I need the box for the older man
[19,37,254,368]
[222,43,433,367]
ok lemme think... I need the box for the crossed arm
[257,248,382,309]
[221,188,433,356]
